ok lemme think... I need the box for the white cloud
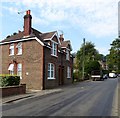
[2,6,19,14]
[40,9,67,22]
[32,13,49,25]
[1,0,119,38]
[86,21,117,37]
[96,47,110,55]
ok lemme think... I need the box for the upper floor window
[16,42,22,55]
[67,66,71,78]
[66,49,70,60]
[48,63,55,79]
[17,63,22,79]
[51,42,57,56]
[9,44,14,55]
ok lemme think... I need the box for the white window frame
[9,44,14,56]
[17,63,22,79]
[8,64,14,75]
[51,41,57,57]
[10,70,14,75]
[16,42,22,55]
[48,63,55,79]
[67,66,71,78]
[66,48,70,60]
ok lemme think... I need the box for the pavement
[1,88,63,104]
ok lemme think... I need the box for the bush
[0,75,20,87]
[84,73,90,80]
[73,71,80,82]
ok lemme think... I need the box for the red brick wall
[1,84,26,97]
[1,39,43,90]
[1,37,73,90]
[0,45,2,74]
[44,44,73,89]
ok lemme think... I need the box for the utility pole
[82,38,85,80]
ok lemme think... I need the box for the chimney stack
[24,10,32,36]
[59,34,64,43]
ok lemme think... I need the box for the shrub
[73,71,82,82]
[0,75,20,87]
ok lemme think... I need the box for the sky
[0,0,119,55]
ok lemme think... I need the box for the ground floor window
[67,66,71,78]
[48,63,55,79]
[8,64,14,75]
[17,63,22,79]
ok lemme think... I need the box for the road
[2,78,119,116]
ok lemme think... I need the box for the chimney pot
[26,10,30,15]
[60,34,63,38]
[59,34,64,43]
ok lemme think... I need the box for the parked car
[103,74,108,79]
[91,70,104,81]
[109,73,117,78]
[117,74,120,77]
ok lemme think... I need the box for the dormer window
[51,41,57,56]
[16,42,22,55]
[66,48,70,60]
[9,44,14,56]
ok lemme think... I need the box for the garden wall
[0,84,26,97]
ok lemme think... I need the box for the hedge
[0,75,20,87]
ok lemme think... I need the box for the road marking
[111,82,118,116]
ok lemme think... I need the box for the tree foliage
[76,42,98,69]
[107,38,120,73]
[85,60,101,75]
[75,41,103,80]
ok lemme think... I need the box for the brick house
[0,10,73,90]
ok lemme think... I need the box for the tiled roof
[1,31,24,43]
[1,28,57,44]
[0,28,72,50]
[61,40,70,47]
[40,31,57,40]
[61,40,72,50]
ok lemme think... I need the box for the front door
[58,66,64,85]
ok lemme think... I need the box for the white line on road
[111,80,118,116]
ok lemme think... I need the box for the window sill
[17,53,22,56]
[67,77,71,79]
[51,54,58,58]
[47,77,55,80]
[9,54,14,56]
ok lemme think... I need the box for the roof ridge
[42,30,57,34]
[31,28,42,34]
[1,31,24,42]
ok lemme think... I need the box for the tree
[75,41,101,80]
[107,38,120,73]
[85,60,101,75]
[76,42,98,68]
[96,54,104,61]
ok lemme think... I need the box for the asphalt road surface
[2,78,119,117]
